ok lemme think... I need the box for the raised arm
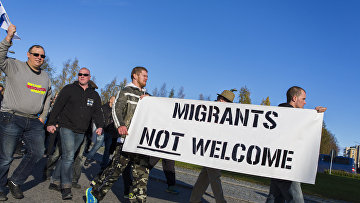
[5,24,16,43]
[0,24,17,74]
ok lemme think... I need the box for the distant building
[344,145,360,172]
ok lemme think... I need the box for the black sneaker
[72,182,81,189]
[49,183,61,192]
[7,180,24,199]
[61,188,72,200]
[0,191,7,201]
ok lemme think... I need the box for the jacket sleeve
[46,86,70,126]
[92,93,105,129]
[112,89,127,129]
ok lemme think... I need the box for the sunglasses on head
[78,73,89,76]
[30,52,46,58]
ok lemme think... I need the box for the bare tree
[199,94,204,100]
[159,83,167,97]
[152,87,158,97]
[41,57,56,84]
[53,58,80,93]
[177,86,185,99]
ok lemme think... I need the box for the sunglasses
[78,73,89,77]
[30,52,46,58]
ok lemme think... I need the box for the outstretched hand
[315,106,327,113]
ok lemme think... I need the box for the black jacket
[47,81,104,133]
[278,103,293,108]
[102,102,116,135]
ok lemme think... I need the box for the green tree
[239,86,251,104]
[320,123,339,155]
[168,88,175,98]
[261,96,271,106]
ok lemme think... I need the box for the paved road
[4,153,349,203]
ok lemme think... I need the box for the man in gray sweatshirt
[0,24,52,201]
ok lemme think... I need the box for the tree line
[0,57,339,155]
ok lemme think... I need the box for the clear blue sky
[3,0,359,152]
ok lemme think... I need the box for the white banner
[124,97,323,184]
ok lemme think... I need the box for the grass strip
[175,161,360,202]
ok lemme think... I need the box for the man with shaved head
[46,68,104,200]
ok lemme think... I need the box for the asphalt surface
[3,152,349,203]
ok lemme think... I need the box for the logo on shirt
[27,82,46,95]
[87,98,94,107]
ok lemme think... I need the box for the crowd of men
[0,24,327,203]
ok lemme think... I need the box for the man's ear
[292,96,297,102]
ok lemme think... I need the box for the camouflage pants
[91,144,151,202]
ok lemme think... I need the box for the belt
[9,110,38,119]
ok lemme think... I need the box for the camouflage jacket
[112,83,146,131]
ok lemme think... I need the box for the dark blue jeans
[0,112,45,192]
[86,133,104,160]
[51,127,84,188]
[101,132,113,168]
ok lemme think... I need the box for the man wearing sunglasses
[0,24,52,201]
[46,68,104,200]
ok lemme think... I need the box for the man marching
[46,68,104,200]
[0,24,52,201]
[266,86,327,203]
[86,66,151,203]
